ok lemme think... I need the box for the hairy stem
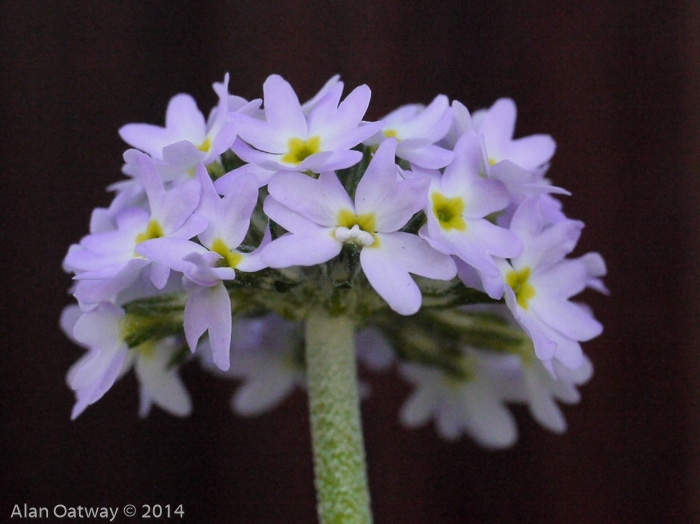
[305,307,372,524]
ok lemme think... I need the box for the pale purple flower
[137,165,266,371]
[227,315,306,416]
[364,95,454,169]
[65,150,206,307]
[418,132,521,298]
[261,139,457,315]
[61,303,129,419]
[119,74,256,180]
[473,98,556,172]
[131,337,192,418]
[496,197,604,375]
[231,74,381,173]
[502,354,593,433]
[399,350,518,448]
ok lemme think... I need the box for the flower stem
[305,307,373,524]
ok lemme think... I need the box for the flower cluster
[61,74,606,447]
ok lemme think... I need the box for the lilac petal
[382,104,422,127]
[170,213,208,240]
[440,132,483,195]
[509,197,547,242]
[72,304,123,348]
[136,352,192,417]
[465,219,522,258]
[231,113,288,153]
[524,219,583,272]
[324,121,383,151]
[73,259,148,305]
[70,348,127,419]
[215,162,275,192]
[523,369,567,433]
[399,385,438,427]
[451,100,475,134]
[306,82,345,135]
[165,94,207,141]
[184,282,232,370]
[399,143,454,169]
[479,98,517,154]
[580,252,609,294]
[124,149,164,207]
[533,258,588,299]
[360,245,423,315]
[230,139,284,169]
[292,150,336,171]
[149,261,171,289]
[301,75,341,113]
[232,371,295,415]
[161,140,206,170]
[60,305,83,344]
[208,123,238,157]
[531,298,603,342]
[78,229,139,257]
[136,237,208,273]
[182,252,232,287]
[194,163,221,218]
[436,227,500,278]
[119,124,174,159]
[309,150,363,172]
[355,140,426,231]
[502,134,556,170]
[156,178,201,233]
[396,95,450,139]
[460,386,518,448]
[325,84,372,136]
[263,196,323,234]
[377,232,457,280]
[262,231,341,268]
[197,167,258,248]
[114,206,151,234]
[268,171,353,226]
[263,75,307,138]
[236,229,271,273]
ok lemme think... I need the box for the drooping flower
[261,139,457,315]
[131,337,192,418]
[231,74,382,173]
[496,197,604,374]
[136,164,266,371]
[61,303,129,419]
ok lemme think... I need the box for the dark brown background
[2,1,699,523]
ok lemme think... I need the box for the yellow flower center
[384,129,399,140]
[281,136,321,165]
[135,220,164,244]
[432,192,466,232]
[210,237,243,268]
[134,341,156,359]
[335,209,379,247]
[506,266,536,309]
[197,137,212,153]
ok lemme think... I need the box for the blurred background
[2,1,699,522]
